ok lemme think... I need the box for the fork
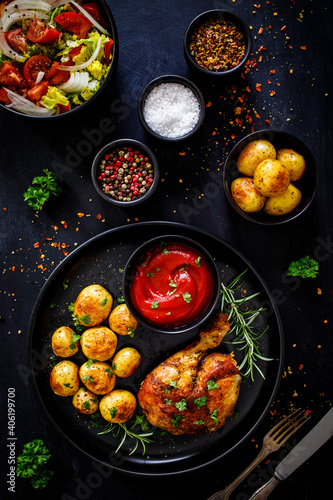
[207,408,310,500]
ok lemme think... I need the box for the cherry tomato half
[23,55,52,87]
[5,28,27,54]
[55,12,92,39]
[104,38,113,65]
[26,18,61,44]
[0,62,27,88]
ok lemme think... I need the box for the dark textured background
[0,0,332,499]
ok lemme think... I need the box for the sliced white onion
[1,10,49,31]
[46,0,71,7]
[35,71,45,84]
[1,1,52,17]
[58,37,101,71]
[70,1,110,36]
[0,31,24,61]
[57,71,89,92]
[3,88,56,116]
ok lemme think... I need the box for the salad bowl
[0,0,118,118]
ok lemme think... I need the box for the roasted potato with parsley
[52,326,79,357]
[72,387,99,414]
[231,177,266,213]
[277,148,306,181]
[50,360,80,397]
[264,183,302,216]
[80,326,117,361]
[74,284,112,327]
[79,360,116,395]
[253,159,290,197]
[108,303,138,336]
[112,347,141,378]
[237,139,276,176]
[99,389,137,423]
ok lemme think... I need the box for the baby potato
[112,347,141,378]
[99,390,137,423]
[264,183,302,216]
[52,326,79,357]
[253,159,290,197]
[74,284,113,327]
[80,326,117,361]
[237,139,276,176]
[72,387,99,414]
[50,360,79,397]
[79,360,116,395]
[231,177,266,213]
[277,148,306,181]
[108,303,138,336]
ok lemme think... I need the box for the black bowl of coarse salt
[137,75,205,141]
[184,10,252,77]
[91,139,160,206]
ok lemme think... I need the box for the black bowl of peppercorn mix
[137,74,205,141]
[91,139,160,206]
[223,129,318,225]
[183,10,252,77]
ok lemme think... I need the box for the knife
[249,407,333,500]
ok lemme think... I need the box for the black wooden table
[1,0,332,499]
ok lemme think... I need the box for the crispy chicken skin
[138,312,241,435]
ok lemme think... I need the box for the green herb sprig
[23,169,62,211]
[16,439,53,490]
[287,256,319,279]
[98,414,154,455]
[220,270,272,382]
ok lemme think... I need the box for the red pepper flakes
[265,119,271,125]
[258,45,266,52]
[43,237,53,241]
[304,409,312,415]
[299,364,304,370]
[288,44,293,49]
[255,112,261,119]
[52,225,59,231]
[11,266,15,272]
[77,212,85,218]
[212,130,217,136]
[254,4,261,8]
[3,207,7,211]
[61,221,68,229]
[179,151,186,156]
[231,134,236,139]
[267,79,271,84]
[270,90,276,96]
[206,101,212,108]
[33,242,40,248]
[281,25,287,31]
[96,213,102,220]
[270,69,276,74]
[245,86,251,92]
[300,45,307,50]
[258,27,263,35]
[256,83,262,92]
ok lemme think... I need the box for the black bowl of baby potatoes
[223,130,318,225]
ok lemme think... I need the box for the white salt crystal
[143,82,201,138]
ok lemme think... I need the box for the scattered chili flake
[189,18,247,72]
[254,4,261,8]
[61,221,68,229]
[77,212,85,218]
[205,101,212,107]
[270,91,276,96]
[300,45,307,50]
[11,266,15,272]
[52,225,59,231]
[281,25,287,31]
[96,213,102,220]
[258,45,266,52]
[33,242,40,248]
[231,134,236,139]
[270,69,276,74]
[304,409,312,415]
[299,364,304,370]
[258,27,263,35]
[43,237,53,241]
[212,130,216,135]
[179,151,186,156]
[256,83,262,92]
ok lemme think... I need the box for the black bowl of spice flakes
[184,10,252,77]
[91,139,160,206]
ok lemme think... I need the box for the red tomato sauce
[130,242,214,327]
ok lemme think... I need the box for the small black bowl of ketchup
[122,235,220,334]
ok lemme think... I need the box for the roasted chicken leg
[138,312,241,435]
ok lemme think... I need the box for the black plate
[28,221,284,476]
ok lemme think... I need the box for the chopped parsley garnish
[210,409,219,423]
[117,296,125,304]
[109,406,118,419]
[79,313,91,325]
[82,375,94,384]
[169,380,179,389]
[164,398,172,405]
[194,419,205,426]
[86,359,94,369]
[183,292,192,303]
[163,248,169,255]
[194,396,207,408]
[70,333,81,350]
[147,271,154,277]
[166,312,171,316]
[207,380,220,390]
[171,415,184,427]
[151,301,159,309]
[100,298,108,306]
[169,280,177,288]
[119,268,124,273]
[128,327,135,337]
[63,382,72,388]
[83,401,91,410]
[174,399,187,411]
[195,256,201,267]
[105,368,114,377]
[62,279,69,289]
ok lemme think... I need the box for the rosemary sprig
[98,415,154,455]
[220,270,273,382]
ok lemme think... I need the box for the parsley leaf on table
[287,256,319,279]
[23,169,61,211]
[16,439,53,489]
